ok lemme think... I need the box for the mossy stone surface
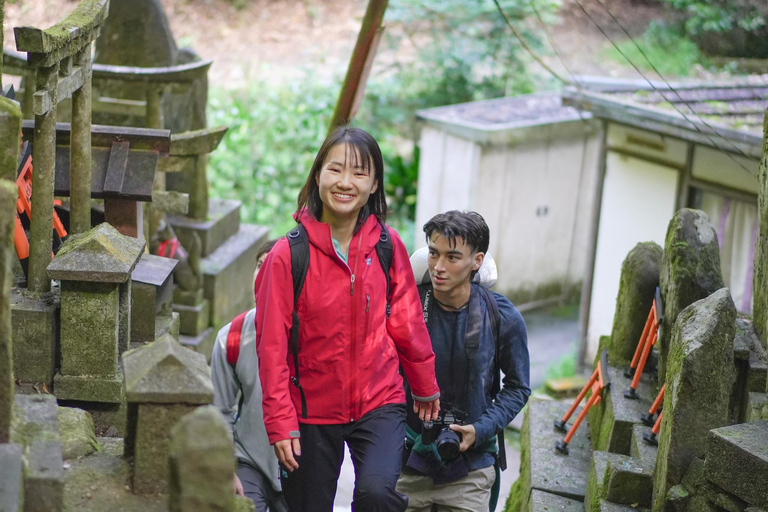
[11,287,59,385]
[592,366,653,454]
[0,181,16,443]
[753,108,768,350]
[652,289,736,512]
[586,451,611,512]
[59,280,120,378]
[173,298,210,336]
[658,209,724,383]
[0,443,23,512]
[233,495,257,512]
[168,406,234,512]
[610,242,663,367]
[604,453,653,507]
[58,406,100,459]
[529,489,584,512]
[630,424,657,467]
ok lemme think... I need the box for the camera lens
[435,429,461,461]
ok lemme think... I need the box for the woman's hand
[413,398,440,422]
[234,474,245,496]
[274,438,302,471]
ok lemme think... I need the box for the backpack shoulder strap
[286,224,309,419]
[375,222,394,318]
[226,311,249,368]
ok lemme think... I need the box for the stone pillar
[753,108,768,349]
[29,63,58,293]
[658,209,724,382]
[0,97,22,182]
[69,46,94,235]
[0,181,16,443]
[123,334,213,494]
[609,241,663,366]
[652,288,736,512]
[168,406,235,512]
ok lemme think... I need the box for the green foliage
[543,348,577,381]
[603,21,711,76]
[662,0,766,35]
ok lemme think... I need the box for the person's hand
[413,398,440,422]
[449,424,476,452]
[234,474,245,496]
[274,438,302,471]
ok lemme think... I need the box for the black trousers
[280,403,409,512]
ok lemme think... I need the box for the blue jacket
[405,283,530,479]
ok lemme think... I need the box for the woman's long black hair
[297,125,388,225]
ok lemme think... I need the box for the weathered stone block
[704,421,768,508]
[174,298,210,336]
[599,500,647,512]
[529,489,584,512]
[630,424,657,468]
[201,223,267,330]
[60,281,120,377]
[0,443,24,512]
[173,286,204,307]
[746,392,768,421]
[234,495,258,512]
[11,394,64,512]
[132,402,198,494]
[179,327,216,363]
[118,280,131,355]
[58,407,100,459]
[659,209,724,382]
[666,485,690,512]
[604,454,653,506]
[610,242,663,366]
[591,366,653,455]
[58,398,128,438]
[11,288,59,386]
[586,451,611,512]
[652,288,736,512]
[130,254,177,343]
[168,198,241,257]
[168,406,234,512]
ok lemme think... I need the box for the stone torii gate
[14,0,108,293]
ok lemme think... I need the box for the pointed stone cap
[123,333,213,404]
[47,223,145,283]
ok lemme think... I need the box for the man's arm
[472,294,531,446]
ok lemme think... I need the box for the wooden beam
[103,141,130,195]
[21,120,171,154]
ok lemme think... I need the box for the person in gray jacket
[212,240,287,512]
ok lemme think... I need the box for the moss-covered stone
[528,489,584,511]
[658,209,724,383]
[652,289,736,512]
[168,406,234,512]
[58,406,100,459]
[753,107,768,349]
[14,0,108,56]
[0,180,16,444]
[666,485,690,512]
[0,443,24,512]
[0,97,22,182]
[11,287,59,386]
[610,242,663,367]
[232,495,257,512]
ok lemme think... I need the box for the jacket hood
[293,208,381,259]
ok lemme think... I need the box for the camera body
[421,408,467,461]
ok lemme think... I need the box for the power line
[491,0,569,85]
[572,0,759,177]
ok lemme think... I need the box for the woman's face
[252,252,268,288]
[316,143,378,224]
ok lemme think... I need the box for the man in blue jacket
[397,211,531,512]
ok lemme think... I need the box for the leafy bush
[662,0,766,35]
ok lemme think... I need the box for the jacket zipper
[348,233,363,422]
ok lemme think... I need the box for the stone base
[54,371,123,403]
[168,198,241,257]
[530,489,584,511]
[180,327,216,363]
[201,223,267,330]
[629,424,658,467]
[11,395,64,512]
[587,451,652,510]
[11,287,60,386]
[58,399,127,438]
[174,299,210,336]
[173,287,204,307]
[0,444,23,512]
[705,421,768,508]
[589,365,654,455]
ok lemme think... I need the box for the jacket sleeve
[255,239,301,444]
[386,228,440,402]
[211,324,240,434]
[472,294,531,445]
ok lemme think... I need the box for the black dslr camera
[421,408,467,461]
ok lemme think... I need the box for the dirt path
[7,0,677,90]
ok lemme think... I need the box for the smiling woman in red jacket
[254,126,441,512]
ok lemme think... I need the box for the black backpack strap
[375,223,394,319]
[287,225,309,419]
[478,286,506,471]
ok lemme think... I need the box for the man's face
[427,233,483,296]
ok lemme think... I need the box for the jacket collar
[293,209,381,258]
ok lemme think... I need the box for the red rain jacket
[255,211,439,445]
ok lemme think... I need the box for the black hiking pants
[280,403,409,512]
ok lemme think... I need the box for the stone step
[704,421,768,508]
[598,499,649,512]
[514,397,593,512]
[200,223,267,331]
[168,198,241,258]
[586,451,653,512]
[588,365,655,455]
[629,424,658,467]
[0,444,23,512]
[11,394,64,512]
[530,489,585,511]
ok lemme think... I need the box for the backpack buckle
[288,229,301,239]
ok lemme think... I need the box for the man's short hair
[423,211,490,254]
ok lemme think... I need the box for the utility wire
[572,0,759,177]
[491,0,569,85]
